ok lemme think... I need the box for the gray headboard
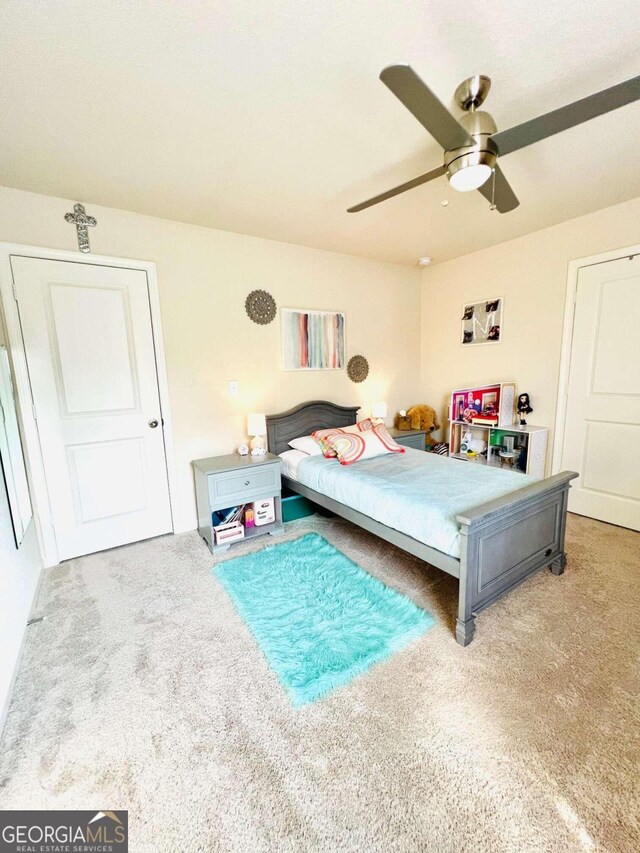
[266,401,359,456]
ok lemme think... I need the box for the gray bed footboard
[454,471,578,646]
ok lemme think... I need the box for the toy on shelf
[517,392,533,426]
[498,435,517,468]
[451,383,515,427]
[448,382,548,477]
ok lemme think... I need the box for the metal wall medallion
[245,290,277,325]
[347,355,369,383]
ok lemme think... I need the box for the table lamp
[247,412,267,455]
[371,401,387,424]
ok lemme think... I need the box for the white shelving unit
[449,422,548,478]
[448,383,548,478]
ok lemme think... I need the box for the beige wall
[0,186,422,532]
[420,196,640,472]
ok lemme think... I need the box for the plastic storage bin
[282,494,316,522]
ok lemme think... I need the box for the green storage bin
[282,494,316,522]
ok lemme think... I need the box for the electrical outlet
[228,380,239,397]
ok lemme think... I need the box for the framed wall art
[281,308,345,370]
[461,297,503,345]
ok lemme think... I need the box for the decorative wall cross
[64,203,97,253]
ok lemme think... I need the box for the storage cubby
[448,383,548,477]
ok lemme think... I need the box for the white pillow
[288,435,324,456]
[278,449,309,480]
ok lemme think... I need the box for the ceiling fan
[348,66,640,214]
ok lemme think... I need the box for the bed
[266,400,578,646]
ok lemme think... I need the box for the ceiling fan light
[448,164,492,192]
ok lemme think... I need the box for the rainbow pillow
[312,419,374,457]
[331,424,405,465]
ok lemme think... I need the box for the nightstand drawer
[395,433,425,451]
[208,463,280,506]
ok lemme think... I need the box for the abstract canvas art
[281,308,345,370]
[461,297,503,345]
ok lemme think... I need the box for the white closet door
[561,255,640,530]
[11,256,173,559]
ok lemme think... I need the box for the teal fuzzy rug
[213,532,435,705]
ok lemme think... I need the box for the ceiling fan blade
[380,65,474,151]
[347,165,446,212]
[477,165,519,213]
[491,75,640,156]
[347,165,446,213]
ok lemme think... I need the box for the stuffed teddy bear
[405,404,440,434]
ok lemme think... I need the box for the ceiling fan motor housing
[445,110,498,183]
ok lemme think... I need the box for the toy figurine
[517,393,533,426]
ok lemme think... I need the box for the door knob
[148,419,159,429]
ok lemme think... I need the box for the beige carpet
[0,513,638,852]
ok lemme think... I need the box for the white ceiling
[1,1,639,266]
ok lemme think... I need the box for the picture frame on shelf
[481,390,498,412]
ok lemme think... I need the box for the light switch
[228,380,239,397]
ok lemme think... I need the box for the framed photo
[481,391,498,411]
[281,308,345,370]
[461,297,503,346]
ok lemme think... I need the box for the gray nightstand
[388,427,427,451]
[192,452,284,553]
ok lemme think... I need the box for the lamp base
[249,435,266,454]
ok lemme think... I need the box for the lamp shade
[247,412,267,437]
[371,401,387,419]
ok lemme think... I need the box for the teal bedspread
[296,449,537,559]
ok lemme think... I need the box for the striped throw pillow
[331,426,405,465]
[371,423,405,453]
[312,420,374,457]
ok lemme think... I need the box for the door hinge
[31,401,38,421]
[12,280,18,301]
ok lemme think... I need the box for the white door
[560,254,640,530]
[10,256,173,559]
